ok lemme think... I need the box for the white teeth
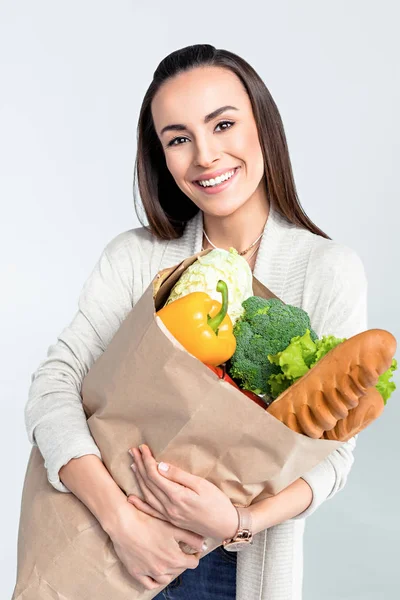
[197,169,236,187]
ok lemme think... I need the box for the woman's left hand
[127,444,239,542]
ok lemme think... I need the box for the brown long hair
[133,44,331,240]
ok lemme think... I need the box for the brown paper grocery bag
[12,250,343,600]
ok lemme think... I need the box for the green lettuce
[267,329,318,379]
[267,330,397,402]
[376,359,397,405]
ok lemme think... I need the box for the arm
[58,454,129,534]
[58,452,206,592]
[250,244,368,525]
[25,231,136,492]
[250,477,313,534]
[291,244,367,519]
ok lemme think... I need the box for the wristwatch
[222,505,253,552]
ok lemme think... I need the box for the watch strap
[236,506,252,534]
[223,505,253,545]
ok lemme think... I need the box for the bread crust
[266,329,396,440]
[320,386,384,441]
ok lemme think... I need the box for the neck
[202,179,270,253]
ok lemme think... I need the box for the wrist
[58,454,129,534]
[248,502,267,536]
[222,506,253,551]
[102,498,140,538]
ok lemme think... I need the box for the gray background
[2,1,399,598]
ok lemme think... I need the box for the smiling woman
[20,43,368,600]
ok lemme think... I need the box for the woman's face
[151,66,266,218]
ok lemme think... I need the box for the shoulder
[306,235,367,292]
[103,226,158,256]
[97,226,171,299]
[101,226,168,269]
[287,221,366,279]
[275,218,367,309]
[300,234,368,337]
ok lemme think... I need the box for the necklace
[201,228,264,256]
[201,232,262,272]
[242,238,261,271]
[244,239,261,265]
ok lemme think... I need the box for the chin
[201,199,247,219]
[190,191,245,215]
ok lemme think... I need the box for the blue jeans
[153,545,237,599]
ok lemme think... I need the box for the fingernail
[128,449,134,457]
[158,462,169,472]
[130,463,137,472]
[202,541,208,551]
[138,445,143,453]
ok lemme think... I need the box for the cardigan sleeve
[24,232,135,492]
[289,242,368,520]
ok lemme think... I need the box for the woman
[25,45,367,599]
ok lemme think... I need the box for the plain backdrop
[2,1,399,598]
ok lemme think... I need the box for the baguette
[320,386,384,442]
[266,329,396,439]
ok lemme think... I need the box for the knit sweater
[25,199,368,600]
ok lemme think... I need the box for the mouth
[193,166,241,195]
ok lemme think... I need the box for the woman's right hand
[106,500,207,591]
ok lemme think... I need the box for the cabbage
[165,248,253,324]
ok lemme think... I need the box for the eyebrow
[160,105,239,136]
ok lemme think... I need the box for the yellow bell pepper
[156,280,236,367]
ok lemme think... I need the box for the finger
[174,528,208,555]
[143,444,202,493]
[181,551,201,570]
[145,566,182,586]
[132,448,172,504]
[127,495,168,521]
[131,460,168,516]
[135,573,167,591]
[139,444,202,497]
[132,450,173,509]
[149,573,172,586]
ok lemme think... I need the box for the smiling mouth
[193,167,240,189]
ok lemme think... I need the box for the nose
[193,134,221,168]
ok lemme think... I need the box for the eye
[215,120,235,132]
[167,136,188,148]
[166,120,235,148]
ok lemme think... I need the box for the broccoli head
[227,297,318,396]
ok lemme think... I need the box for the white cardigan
[25,200,368,599]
